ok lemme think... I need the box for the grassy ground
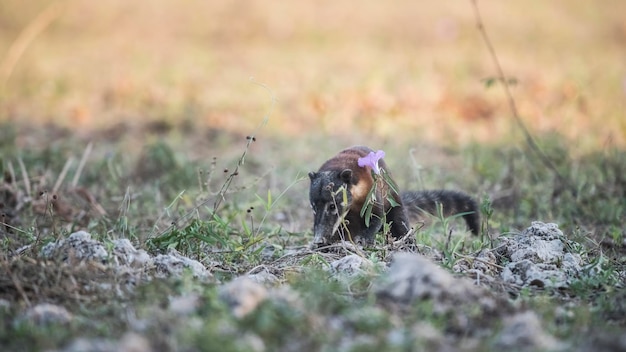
[0,1,625,351]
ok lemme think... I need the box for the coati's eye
[328,203,336,212]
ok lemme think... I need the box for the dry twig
[470,0,572,192]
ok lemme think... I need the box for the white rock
[375,252,510,336]
[247,269,279,286]
[59,333,152,352]
[152,249,210,279]
[507,222,566,263]
[562,253,583,275]
[112,238,151,268]
[376,252,457,304]
[169,294,200,316]
[453,249,498,279]
[502,260,568,288]
[495,311,563,351]
[219,277,268,318]
[500,222,583,288]
[118,332,152,352]
[61,338,117,352]
[328,254,374,279]
[41,231,108,263]
[239,333,266,352]
[22,303,73,325]
[0,299,10,311]
[399,322,446,350]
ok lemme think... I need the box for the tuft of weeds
[569,252,621,298]
[465,137,625,238]
[146,214,265,271]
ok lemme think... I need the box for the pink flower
[358,150,385,175]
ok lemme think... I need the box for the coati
[308,146,480,246]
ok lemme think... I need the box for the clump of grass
[465,138,625,238]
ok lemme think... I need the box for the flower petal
[357,156,370,168]
[357,150,385,175]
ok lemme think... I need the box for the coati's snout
[308,169,353,246]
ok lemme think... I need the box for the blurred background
[0,0,625,150]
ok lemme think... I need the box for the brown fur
[309,146,480,246]
[318,146,404,217]
[309,146,409,245]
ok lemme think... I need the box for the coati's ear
[308,171,317,180]
[339,169,353,184]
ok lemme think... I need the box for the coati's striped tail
[401,190,480,235]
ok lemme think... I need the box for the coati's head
[308,169,354,246]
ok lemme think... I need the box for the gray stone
[247,268,280,286]
[219,277,268,318]
[152,249,210,279]
[41,231,108,263]
[328,254,374,279]
[112,238,151,268]
[22,303,73,325]
[500,222,582,288]
[494,311,563,351]
[168,294,200,316]
[375,252,518,336]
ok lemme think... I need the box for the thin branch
[470,0,571,189]
[3,261,31,306]
[17,157,31,198]
[151,79,275,238]
[53,157,74,194]
[454,252,505,270]
[212,78,275,213]
[0,1,67,91]
[72,142,93,188]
